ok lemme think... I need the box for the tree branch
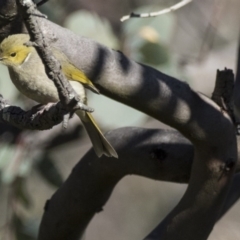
[0,94,67,130]
[38,127,239,240]
[37,128,193,240]
[0,1,237,240]
[120,0,192,22]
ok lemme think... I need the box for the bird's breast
[9,65,60,104]
[8,59,87,105]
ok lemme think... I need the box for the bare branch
[0,94,67,130]
[120,0,192,22]
[37,128,193,240]
[211,69,236,126]
[38,127,240,240]
[218,173,240,219]
[0,2,237,240]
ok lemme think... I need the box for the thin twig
[0,95,68,130]
[120,0,192,22]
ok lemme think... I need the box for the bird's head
[0,34,32,67]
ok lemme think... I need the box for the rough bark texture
[0,98,66,130]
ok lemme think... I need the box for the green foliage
[0,145,32,184]
[38,0,66,24]
[36,154,63,188]
[13,214,38,240]
[64,10,119,49]
[122,4,184,78]
[0,65,18,101]
[139,41,169,65]
[13,177,32,209]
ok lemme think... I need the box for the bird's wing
[62,62,99,94]
[52,47,99,94]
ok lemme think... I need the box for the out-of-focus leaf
[38,0,66,24]
[0,144,15,171]
[13,177,31,209]
[122,4,189,81]
[18,159,32,178]
[88,93,148,128]
[13,213,37,240]
[17,233,36,240]
[36,154,63,188]
[0,140,32,184]
[1,154,32,185]
[19,219,39,240]
[123,4,175,51]
[122,5,183,76]
[139,41,169,65]
[0,65,18,101]
[64,10,119,48]
[0,143,21,184]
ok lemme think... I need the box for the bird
[0,34,118,158]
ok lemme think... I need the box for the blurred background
[0,0,239,239]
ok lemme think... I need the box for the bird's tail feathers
[77,111,118,158]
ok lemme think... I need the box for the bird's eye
[10,52,16,57]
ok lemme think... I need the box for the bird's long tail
[76,111,118,158]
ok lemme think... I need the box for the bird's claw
[77,102,94,113]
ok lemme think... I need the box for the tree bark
[0,1,238,240]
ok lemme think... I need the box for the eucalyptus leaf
[88,93,148,128]
[1,146,32,184]
[0,65,18,101]
[122,4,174,67]
[123,4,175,49]
[0,143,15,171]
[13,213,37,240]
[64,10,119,48]
[139,41,169,65]
[19,219,39,240]
[122,4,187,81]
[36,154,63,188]
[13,177,32,209]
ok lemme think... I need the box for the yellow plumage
[60,58,99,94]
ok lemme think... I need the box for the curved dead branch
[0,1,238,240]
